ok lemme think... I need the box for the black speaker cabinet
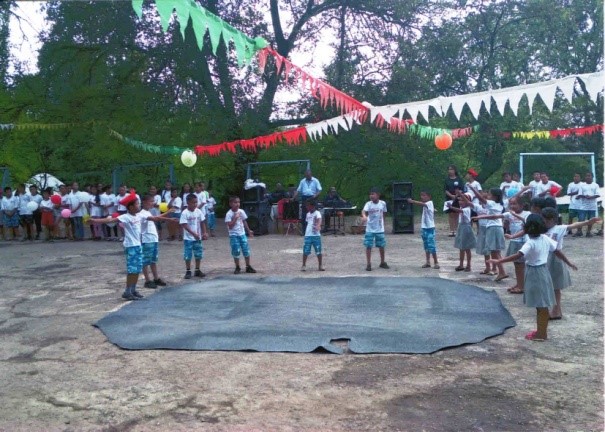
[392,182,413,233]
[242,200,269,235]
[242,186,266,203]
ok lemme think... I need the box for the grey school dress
[547,252,572,290]
[524,264,556,308]
[506,240,525,263]
[454,222,476,250]
[484,226,506,251]
[476,225,489,255]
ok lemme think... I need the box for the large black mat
[95,276,516,354]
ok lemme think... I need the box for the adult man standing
[292,170,322,230]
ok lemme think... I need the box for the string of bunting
[501,124,603,139]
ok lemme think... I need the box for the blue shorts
[207,213,216,230]
[142,242,159,266]
[578,209,597,221]
[230,235,250,258]
[183,239,203,261]
[567,208,580,219]
[124,246,143,275]
[303,236,322,256]
[3,212,19,228]
[364,232,386,248]
[421,228,437,253]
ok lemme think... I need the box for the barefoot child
[447,193,476,271]
[488,214,577,341]
[362,187,389,271]
[301,199,325,271]
[407,191,439,269]
[89,193,146,300]
[180,193,208,279]
[225,196,256,274]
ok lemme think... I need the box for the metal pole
[591,154,596,180]
[169,164,175,184]
[519,155,524,184]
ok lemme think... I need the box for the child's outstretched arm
[406,198,425,206]
[566,217,602,231]
[554,249,577,271]
[88,215,115,224]
[446,203,463,213]
[505,229,525,240]
[488,252,522,266]
[466,184,486,204]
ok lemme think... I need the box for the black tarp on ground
[95,276,516,354]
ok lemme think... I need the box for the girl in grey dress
[488,214,577,341]
[448,193,476,271]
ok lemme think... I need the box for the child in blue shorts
[180,193,208,279]
[225,196,256,274]
[90,192,146,300]
[361,187,389,271]
[408,191,440,269]
[301,199,325,271]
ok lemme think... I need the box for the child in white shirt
[180,193,208,279]
[206,191,217,236]
[301,199,324,271]
[362,187,390,271]
[225,196,256,274]
[2,186,20,240]
[408,190,439,269]
[447,193,476,271]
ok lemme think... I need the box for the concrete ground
[0,216,603,431]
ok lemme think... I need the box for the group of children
[404,173,601,342]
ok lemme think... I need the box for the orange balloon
[435,132,452,150]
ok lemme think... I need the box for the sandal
[455,266,465,271]
[525,331,546,341]
[480,269,491,275]
[494,274,509,282]
[421,263,431,268]
[507,287,524,294]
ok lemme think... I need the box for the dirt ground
[0,215,603,431]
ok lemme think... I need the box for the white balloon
[181,150,197,167]
[27,201,39,212]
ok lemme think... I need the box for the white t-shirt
[150,194,161,216]
[473,203,489,227]
[160,189,172,203]
[225,209,247,236]
[545,224,569,251]
[304,210,322,237]
[40,198,53,212]
[520,234,557,266]
[138,209,159,243]
[363,200,387,233]
[168,196,182,212]
[419,201,435,229]
[526,180,541,197]
[580,182,600,211]
[29,193,43,205]
[206,197,216,213]
[503,210,530,242]
[485,201,503,227]
[465,181,482,203]
[500,181,522,195]
[115,193,128,212]
[195,191,207,208]
[567,182,584,210]
[535,180,562,197]
[18,194,33,215]
[101,193,116,215]
[117,213,142,248]
[89,195,104,217]
[1,196,18,212]
[180,208,205,240]
[458,207,472,224]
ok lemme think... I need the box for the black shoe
[121,291,136,301]
[366,265,372,271]
[194,269,205,277]
[154,278,167,286]
[585,232,593,238]
[234,267,241,274]
[245,265,256,273]
[144,280,157,289]
[132,290,144,299]
[184,270,192,279]
[379,262,390,269]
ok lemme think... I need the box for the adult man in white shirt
[68,182,86,240]
[576,172,600,237]
[292,169,322,230]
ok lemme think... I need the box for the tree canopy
[0,0,602,211]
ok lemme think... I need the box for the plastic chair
[277,198,301,236]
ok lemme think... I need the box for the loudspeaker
[392,182,414,233]
[242,200,270,235]
[242,186,266,203]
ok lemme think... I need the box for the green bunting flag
[133,0,268,67]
